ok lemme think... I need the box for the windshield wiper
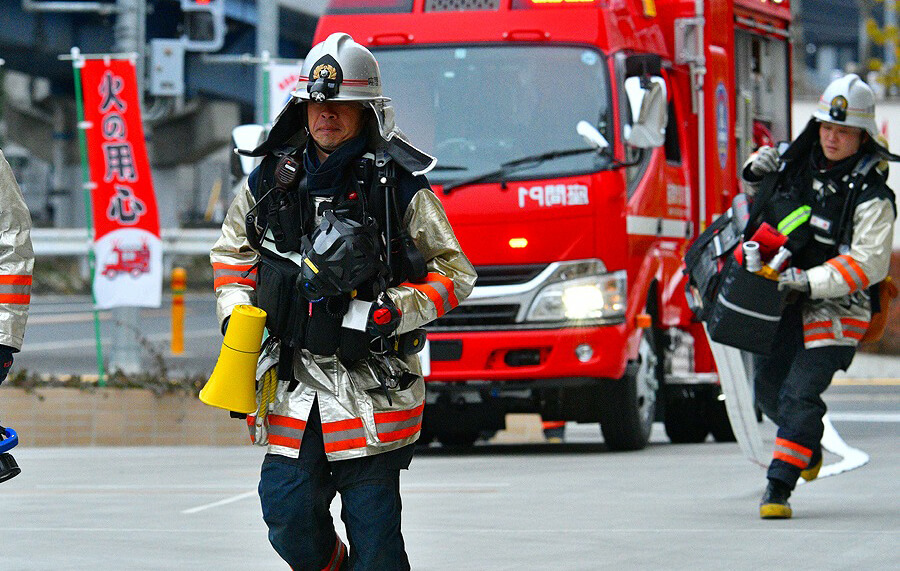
[441,147,601,195]
[429,164,469,171]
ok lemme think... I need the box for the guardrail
[31,228,221,256]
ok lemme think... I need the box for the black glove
[367,295,402,338]
[0,345,14,385]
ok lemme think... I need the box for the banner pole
[261,50,271,126]
[71,47,107,385]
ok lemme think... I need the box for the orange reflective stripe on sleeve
[826,255,869,293]
[0,275,32,305]
[212,262,257,290]
[399,272,459,317]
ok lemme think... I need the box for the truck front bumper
[426,324,629,382]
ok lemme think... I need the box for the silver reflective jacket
[211,174,476,460]
[0,149,34,351]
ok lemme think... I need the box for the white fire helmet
[812,74,879,139]
[253,32,436,175]
[292,33,389,104]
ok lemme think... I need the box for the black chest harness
[244,146,427,392]
[762,153,881,270]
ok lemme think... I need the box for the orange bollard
[171,267,186,355]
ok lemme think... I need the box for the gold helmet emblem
[312,64,338,81]
[829,95,849,121]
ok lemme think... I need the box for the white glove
[777,268,810,293]
[749,146,781,177]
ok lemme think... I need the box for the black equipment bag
[684,171,780,321]
[256,253,308,347]
[705,258,788,354]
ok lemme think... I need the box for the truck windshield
[374,45,612,184]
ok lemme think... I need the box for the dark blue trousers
[258,403,413,570]
[753,304,855,489]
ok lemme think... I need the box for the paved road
[15,294,900,380]
[1,381,897,570]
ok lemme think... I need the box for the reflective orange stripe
[0,294,29,304]
[427,272,459,308]
[804,332,834,342]
[776,437,812,457]
[0,275,32,285]
[774,451,809,468]
[842,329,864,340]
[374,403,424,424]
[321,417,363,433]
[827,258,858,291]
[842,256,870,289]
[404,282,446,317]
[803,320,832,331]
[323,437,367,453]
[840,318,869,329]
[321,538,347,571]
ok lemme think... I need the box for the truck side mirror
[230,124,266,180]
[623,76,667,149]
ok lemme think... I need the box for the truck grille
[475,264,546,286]
[427,304,519,329]
[425,0,501,11]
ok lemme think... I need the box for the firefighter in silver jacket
[741,74,895,519]
[211,33,475,569]
[0,149,34,384]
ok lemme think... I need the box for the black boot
[801,448,823,482]
[759,479,792,519]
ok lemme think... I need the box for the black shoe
[759,480,792,519]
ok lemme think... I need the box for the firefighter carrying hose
[0,148,34,482]
[741,74,896,519]
[211,33,476,569]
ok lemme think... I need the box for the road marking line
[0,527,895,535]
[26,329,220,351]
[28,308,193,325]
[181,490,258,514]
[828,412,900,423]
[832,378,900,386]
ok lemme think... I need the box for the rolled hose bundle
[0,425,21,483]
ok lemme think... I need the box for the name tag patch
[810,214,832,232]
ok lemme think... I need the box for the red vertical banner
[79,58,162,309]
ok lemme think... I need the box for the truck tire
[598,335,657,451]
[705,392,736,442]
[663,386,709,443]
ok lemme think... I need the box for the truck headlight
[526,271,627,322]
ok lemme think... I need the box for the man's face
[307,100,365,153]
[819,121,863,162]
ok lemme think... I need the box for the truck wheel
[663,386,709,443]
[598,335,657,451]
[436,431,479,447]
[705,392,736,442]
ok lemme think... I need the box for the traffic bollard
[171,267,186,355]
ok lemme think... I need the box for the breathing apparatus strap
[833,153,880,253]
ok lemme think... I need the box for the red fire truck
[315,0,792,449]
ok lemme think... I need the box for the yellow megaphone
[200,304,267,414]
